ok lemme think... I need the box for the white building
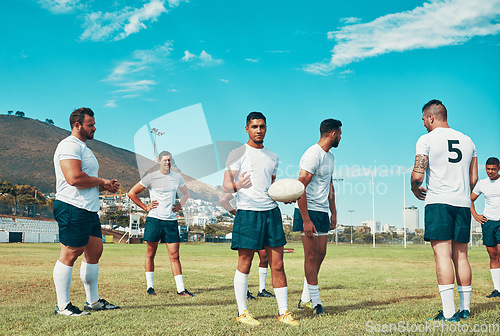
[404,206,419,233]
[361,220,381,233]
[382,224,396,233]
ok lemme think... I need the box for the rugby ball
[268,179,304,203]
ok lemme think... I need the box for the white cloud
[182,50,196,61]
[38,0,81,14]
[104,100,117,108]
[169,88,179,92]
[80,0,167,41]
[199,50,223,66]
[105,41,173,83]
[245,58,259,63]
[340,17,361,24]
[181,50,223,67]
[304,0,500,75]
[219,79,229,83]
[122,94,140,98]
[266,50,291,53]
[115,80,156,92]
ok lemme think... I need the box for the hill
[0,115,223,202]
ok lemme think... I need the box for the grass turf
[1,242,499,335]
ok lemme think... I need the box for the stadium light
[348,209,355,245]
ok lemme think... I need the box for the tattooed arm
[411,154,428,201]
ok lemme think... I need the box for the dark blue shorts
[231,207,286,250]
[482,220,500,247]
[53,200,102,248]
[424,204,471,243]
[292,208,330,233]
[144,217,180,243]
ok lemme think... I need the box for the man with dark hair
[411,99,478,321]
[128,151,192,297]
[223,112,299,326]
[294,118,341,314]
[471,157,500,297]
[53,107,120,316]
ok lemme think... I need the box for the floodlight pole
[403,173,407,248]
[333,178,344,245]
[348,210,355,245]
[151,128,165,158]
[372,168,376,248]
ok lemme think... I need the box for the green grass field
[1,242,499,335]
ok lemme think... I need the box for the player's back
[417,127,476,207]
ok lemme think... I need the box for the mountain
[0,115,224,202]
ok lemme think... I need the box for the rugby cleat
[257,289,275,298]
[313,304,324,315]
[147,287,156,296]
[486,289,500,298]
[298,299,313,310]
[278,310,299,326]
[55,302,90,316]
[247,290,257,300]
[84,298,120,311]
[428,310,459,322]
[457,310,470,319]
[177,289,195,297]
[236,310,260,326]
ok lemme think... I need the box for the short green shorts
[144,217,180,243]
[424,204,471,243]
[231,207,286,250]
[292,208,330,233]
[482,220,500,247]
[53,200,102,248]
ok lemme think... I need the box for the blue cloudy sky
[1,0,499,228]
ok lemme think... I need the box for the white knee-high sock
[258,267,268,292]
[301,277,311,303]
[53,260,72,309]
[457,285,472,311]
[234,270,248,315]
[146,272,154,289]
[438,284,455,318]
[491,268,500,291]
[80,261,99,304]
[174,274,185,293]
[274,286,288,315]
[308,283,321,307]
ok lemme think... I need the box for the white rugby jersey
[416,127,476,207]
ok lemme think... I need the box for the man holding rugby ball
[223,112,299,326]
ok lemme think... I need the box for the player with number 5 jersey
[411,99,478,322]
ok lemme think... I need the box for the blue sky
[1,0,499,228]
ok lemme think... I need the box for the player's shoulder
[226,145,247,167]
[56,136,84,153]
[262,147,279,160]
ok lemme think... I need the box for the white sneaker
[55,302,90,316]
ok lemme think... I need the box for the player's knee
[488,251,500,260]
[169,252,180,262]
[270,261,284,273]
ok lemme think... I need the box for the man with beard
[52,107,120,316]
[223,112,299,326]
[411,100,478,321]
[471,157,500,298]
[294,118,342,315]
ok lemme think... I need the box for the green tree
[45,119,54,125]
[7,111,13,115]
[204,224,217,237]
[15,111,25,117]
[101,210,129,228]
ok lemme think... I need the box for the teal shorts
[292,208,330,233]
[144,217,180,243]
[53,200,102,248]
[231,207,286,250]
[482,220,500,247]
[424,204,471,243]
